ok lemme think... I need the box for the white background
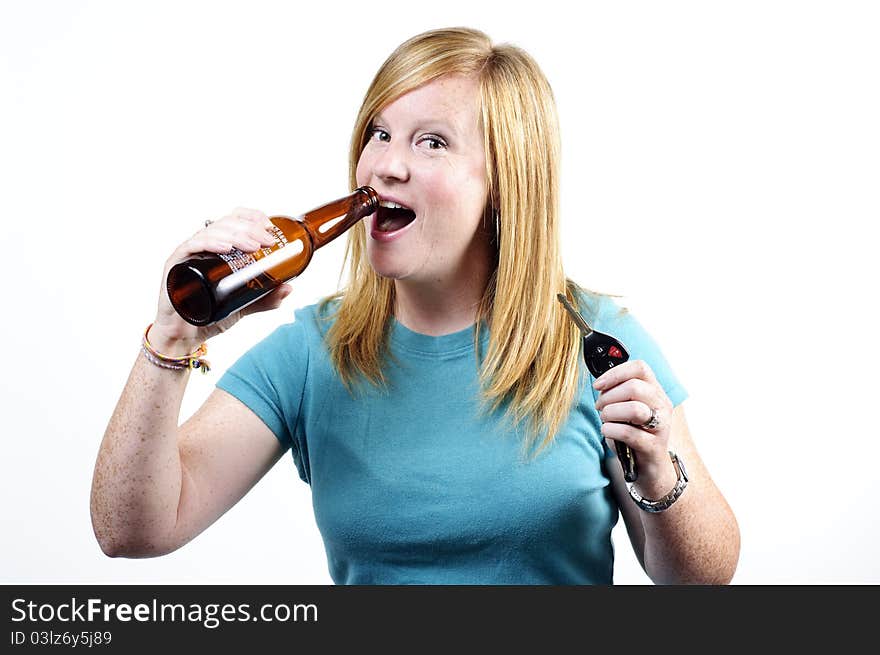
[1,0,877,584]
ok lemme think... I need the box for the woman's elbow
[90,514,178,559]
[94,533,177,559]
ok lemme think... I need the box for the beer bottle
[167,186,379,326]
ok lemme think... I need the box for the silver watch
[627,451,689,513]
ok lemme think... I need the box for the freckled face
[356,74,490,284]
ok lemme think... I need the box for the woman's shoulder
[570,284,629,327]
[255,296,340,347]
[570,282,687,403]
[284,296,341,336]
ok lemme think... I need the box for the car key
[557,293,638,482]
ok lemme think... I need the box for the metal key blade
[556,293,593,336]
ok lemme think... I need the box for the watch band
[628,451,689,513]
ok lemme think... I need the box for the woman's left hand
[593,360,676,494]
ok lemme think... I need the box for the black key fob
[584,331,638,483]
[583,330,629,379]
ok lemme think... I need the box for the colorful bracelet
[141,324,211,374]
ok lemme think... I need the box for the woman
[91,27,739,584]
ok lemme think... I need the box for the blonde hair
[320,27,589,453]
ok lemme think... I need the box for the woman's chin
[367,260,408,281]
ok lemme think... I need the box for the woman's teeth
[380,200,411,211]
[376,201,417,232]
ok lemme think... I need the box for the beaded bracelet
[141,324,211,374]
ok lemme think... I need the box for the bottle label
[270,224,289,247]
[218,224,289,272]
[219,248,256,272]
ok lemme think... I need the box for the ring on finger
[641,407,660,430]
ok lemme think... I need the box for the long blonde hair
[320,27,588,453]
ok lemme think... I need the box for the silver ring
[641,408,660,430]
[204,219,213,228]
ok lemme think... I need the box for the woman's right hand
[149,207,293,355]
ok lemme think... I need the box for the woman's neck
[392,260,493,337]
[393,284,484,336]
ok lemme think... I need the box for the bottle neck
[307,186,379,249]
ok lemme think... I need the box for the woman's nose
[371,141,410,183]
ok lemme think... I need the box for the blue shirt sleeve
[216,316,312,480]
[578,291,688,458]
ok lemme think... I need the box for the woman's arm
[600,363,740,584]
[90,349,286,558]
[90,206,290,557]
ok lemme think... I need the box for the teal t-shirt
[217,292,687,584]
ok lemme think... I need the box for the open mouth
[375,200,417,232]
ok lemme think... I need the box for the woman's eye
[421,136,447,150]
[370,128,390,142]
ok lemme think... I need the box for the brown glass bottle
[167,186,379,326]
